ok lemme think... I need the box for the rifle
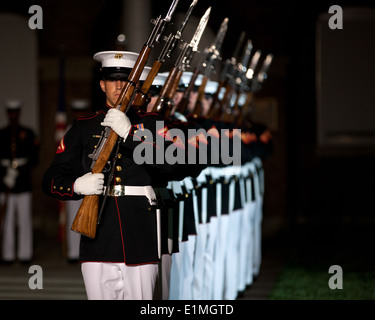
[132,0,198,109]
[235,49,261,127]
[71,0,180,238]
[250,53,274,93]
[152,7,211,119]
[187,17,229,119]
[207,31,246,119]
[240,53,274,127]
[221,39,253,123]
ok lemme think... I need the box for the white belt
[104,185,157,206]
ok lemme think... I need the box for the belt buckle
[113,185,125,197]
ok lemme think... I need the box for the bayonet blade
[177,0,198,38]
[239,40,253,72]
[165,0,198,59]
[257,53,274,83]
[164,0,180,22]
[212,17,229,53]
[231,31,246,63]
[190,7,211,52]
[246,50,261,79]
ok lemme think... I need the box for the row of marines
[42,49,273,300]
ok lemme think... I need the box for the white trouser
[1,192,33,261]
[252,166,263,277]
[192,187,208,300]
[212,213,229,300]
[169,247,182,300]
[66,199,82,259]
[81,262,158,300]
[160,254,172,300]
[202,215,218,299]
[179,235,196,300]
[169,200,183,300]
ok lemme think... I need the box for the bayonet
[218,31,246,83]
[133,0,197,108]
[166,0,198,59]
[237,53,274,126]
[189,18,229,117]
[246,50,262,80]
[211,17,229,56]
[165,0,179,22]
[251,53,274,92]
[172,8,215,115]
[147,0,180,46]
[175,6,211,70]
[238,40,253,74]
[256,53,273,83]
[221,39,253,121]
[233,39,253,86]
[151,8,210,117]
[191,7,211,52]
[202,17,228,75]
[231,31,246,65]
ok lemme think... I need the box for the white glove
[101,108,132,140]
[74,172,104,195]
[3,167,19,189]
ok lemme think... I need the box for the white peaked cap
[152,72,168,86]
[93,51,151,81]
[71,99,89,110]
[179,72,203,88]
[5,99,22,110]
[205,80,219,95]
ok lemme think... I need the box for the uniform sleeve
[41,123,85,201]
[16,129,40,177]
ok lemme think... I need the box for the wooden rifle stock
[133,60,163,108]
[218,82,234,121]
[190,75,208,118]
[152,66,182,118]
[207,79,225,119]
[237,92,254,127]
[71,46,152,238]
[174,67,200,115]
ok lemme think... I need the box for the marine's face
[146,96,159,112]
[7,110,20,127]
[173,91,183,107]
[100,79,126,108]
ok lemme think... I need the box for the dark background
[1,0,375,255]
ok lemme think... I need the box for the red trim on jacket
[50,179,74,197]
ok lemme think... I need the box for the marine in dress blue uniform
[42,51,180,300]
[0,100,39,263]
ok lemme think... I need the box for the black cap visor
[101,67,132,81]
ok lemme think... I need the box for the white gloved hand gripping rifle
[100,108,132,141]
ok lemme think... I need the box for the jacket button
[116,166,122,172]
[115,177,121,183]
[117,153,122,159]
